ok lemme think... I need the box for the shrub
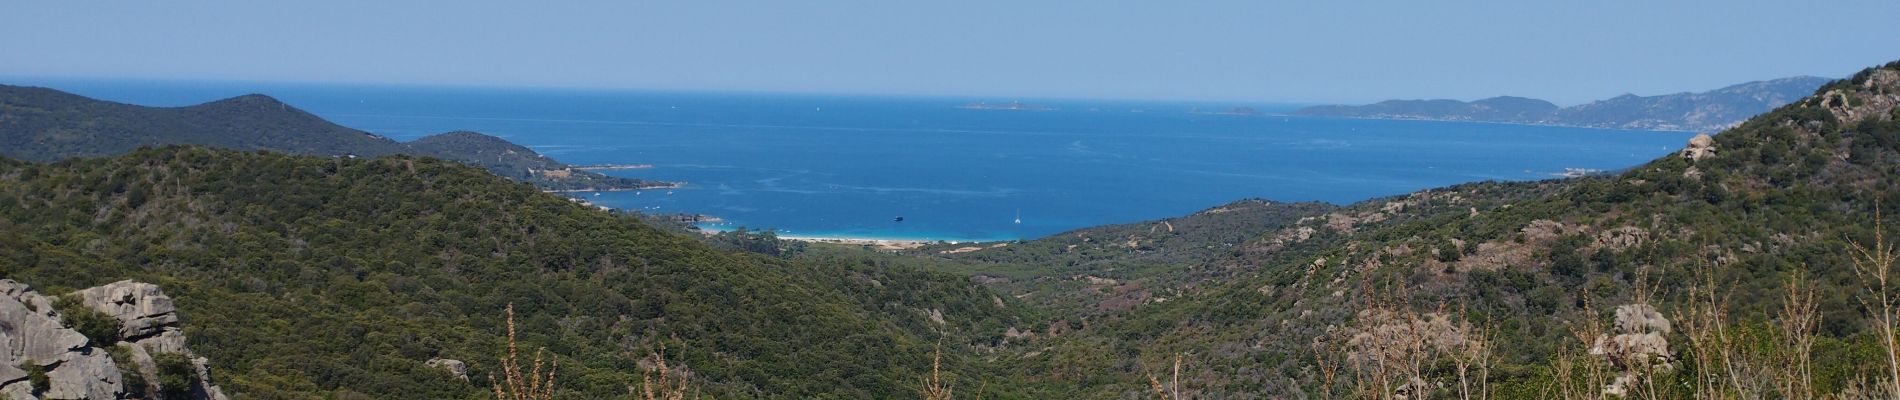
[107,344,151,397]
[18,361,48,395]
[155,352,196,399]
[55,296,121,345]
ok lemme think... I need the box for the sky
[3,1,1899,105]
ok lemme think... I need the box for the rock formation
[425,358,468,382]
[0,280,123,400]
[1590,303,1674,397]
[75,281,227,400]
[0,280,227,400]
[1679,134,1717,161]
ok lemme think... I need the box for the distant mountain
[1295,96,1559,122]
[1552,76,1834,131]
[1293,76,1832,132]
[0,84,664,191]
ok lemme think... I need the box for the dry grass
[1284,205,1900,400]
[1777,267,1821,400]
[1147,354,1182,400]
[1851,211,1900,397]
[1448,303,1493,400]
[1547,296,1612,400]
[1313,279,1492,400]
[1678,262,1754,399]
[491,303,558,400]
[1311,334,1345,400]
[639,344,697,400]
[922,339,954,400]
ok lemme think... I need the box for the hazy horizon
[5,1,1899,105]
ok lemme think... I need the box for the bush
[17,361,47,395]
[107,344,150,397]
[154,353,196,399]
[1435,242,1463,262]
[55,296,121,345]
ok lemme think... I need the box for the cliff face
[0,280,225,400]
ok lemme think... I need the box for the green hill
[948,62,1900,397]
[0,147,1030,399]
[0,85,661,191]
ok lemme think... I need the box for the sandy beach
[777,235,933,251]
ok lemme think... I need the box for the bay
[24,79,1696,241]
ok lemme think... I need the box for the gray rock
[42,349,121,400]
[424,358,468,382]
[0,280,233,400]
[73,281,179,341]
[0,281,89,364]
[75,280,230,400]
[133,331,189,356]
[0,381,35,400]
[191,357,228,400]
[1679,134,1717,162]
[124,343,157,395]
[0,363,25,387]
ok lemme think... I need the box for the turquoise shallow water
[23,79,1696,241]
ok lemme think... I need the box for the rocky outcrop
[424,358,468,382]
[0,280,124,400]
[0,280,227,400]
[1590,304,1674,397]
[74,281,226,400]
[42,352,121,400]
[1679,134,1717,162]
[72,282,177,342]
[1594,226,1651,251]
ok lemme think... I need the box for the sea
[18,79,1698,242]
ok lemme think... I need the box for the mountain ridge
[1295,76,1832,132]
[0,84,666,191]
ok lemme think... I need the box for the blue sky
[3,1,1898,104]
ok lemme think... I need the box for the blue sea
[21,79,1696,242]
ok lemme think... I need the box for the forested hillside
[0,85,659,191]
[0,147,1031,399]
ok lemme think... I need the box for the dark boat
[893,216,905,222]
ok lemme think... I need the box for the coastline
[1271,113,1704,133]
[571,164,655,171]
[544,181,682,193]
[777,235,934,251]
[693,224,1008,251]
